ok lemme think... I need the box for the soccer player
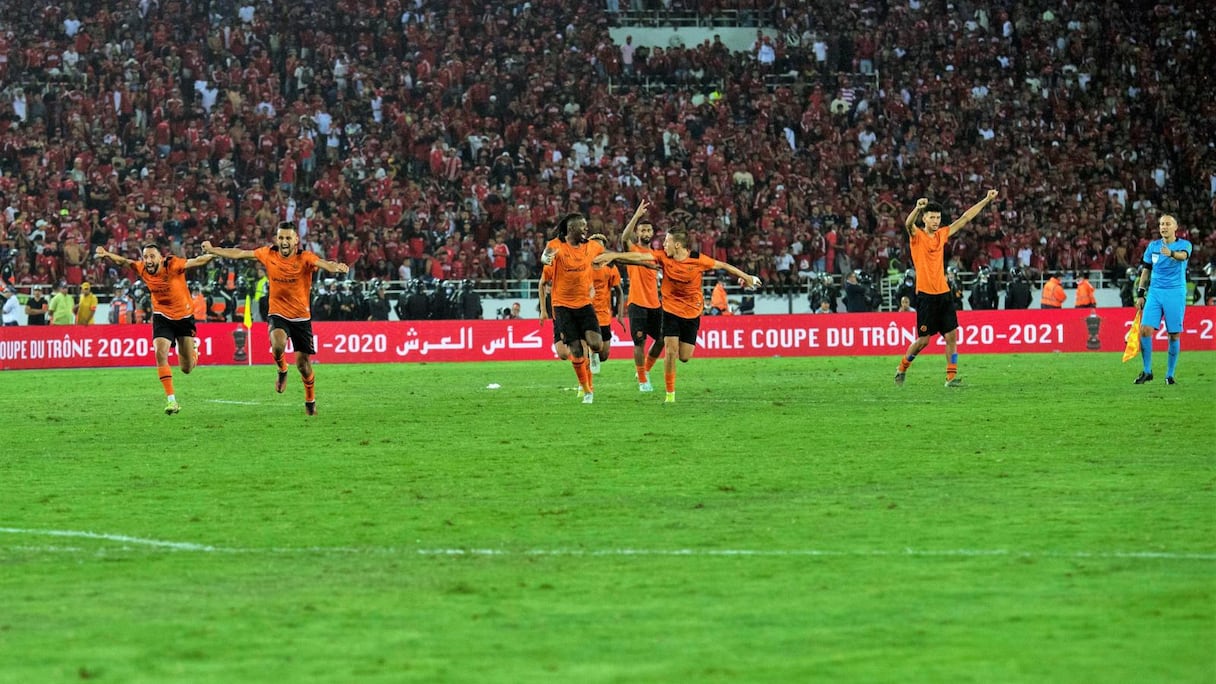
[893,190,999,387]
[596,229,761,404]
[540,213,605,404]
[95,243,216,414]
[202,223,349,415]
[620,199,665,391]
[588,234,625,374]
[1133,214,1191,385]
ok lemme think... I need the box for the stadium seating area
[0,0,1212,301]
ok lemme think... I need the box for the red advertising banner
[1,308,1213,370]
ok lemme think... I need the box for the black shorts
[599,324,614,342]
[628,303,663,345]
[915,292,959,338]
[151,314,197,341]
[662,309,701,345]
[268,315,317,355]
[554,305,600,346]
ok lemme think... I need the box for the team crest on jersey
[1151,253,1159,263]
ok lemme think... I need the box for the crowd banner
[1,308,1213,370]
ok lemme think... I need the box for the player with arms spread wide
[597,229,760,404]
[203,222,349,415]
[894,190,999,387]
[95,243,216,414]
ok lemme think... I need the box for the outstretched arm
[94,246,137,269]
[594,250,654,266]
[712,260,762,288]
[202,241,258,260]
[904,198,927,237]
[948,189,999,236]
[316,257,350,275]
[183,253,218,269]
[621,199,652,250]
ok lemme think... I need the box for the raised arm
[621,199,652,249]
[94,245,137,269]
[713,259,762,288]
[201,241,258,260]
[904,198,928,237]
[183,253,218,269]
[948,189,999,236]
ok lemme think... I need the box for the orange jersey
[132,257,192,319]
[546,238,604,309]
[653,249,718,319]
[909,229,950,295]
[625,242,660,308]
[255,246,320,320]
[590,265,621,325]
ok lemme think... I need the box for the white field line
[1,527,1213,561]
[204,399,262,405]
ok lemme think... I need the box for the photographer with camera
[498,302,522,320]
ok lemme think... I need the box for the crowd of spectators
[0,0,1212,304]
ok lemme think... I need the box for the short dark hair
[276,221,297,232]
[923,202,943,214]
[141,242,162,252]
[667,229,689,248]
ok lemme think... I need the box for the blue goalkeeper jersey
[1142,238,1191,290]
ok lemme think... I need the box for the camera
[497,307,513,319]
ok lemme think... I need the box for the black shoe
[305,401,317,416]
[1165,377,1176,385]
[1134,372,1154,384]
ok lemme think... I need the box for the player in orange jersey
[587,234,625,375]
[620,199,665,391]
[596,228,760,404]
[203,223,349,415]
[95,243,217,415]
[540,213,605,403]
[894,190,998,388]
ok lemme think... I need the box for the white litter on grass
[485,383,501,389]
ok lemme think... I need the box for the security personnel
[1074,276,1096,308]
[1040,272,1066,309]
[1005,269,1033,309]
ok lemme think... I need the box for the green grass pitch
[2,352,1214,682]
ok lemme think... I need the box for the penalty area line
[0,528,1213,561]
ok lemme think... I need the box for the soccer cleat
[589,354,601,374]
[1165,377,1176,385]
[1133,372,1154,384]
[164,400,180,415]
[581,392,594,404]
[639,381,653,392]
[944,378,963,388]
[894,371,906,386]
[275,370,288,393]
[664,392,675,404]
[305,401,317,416]
[576,386,586,399]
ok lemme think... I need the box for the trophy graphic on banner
[1085,311,1101,350]
[232,326,248,362]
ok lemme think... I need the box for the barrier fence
[1,308,1213,370]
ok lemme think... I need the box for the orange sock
[898,357,912,372]
[303,372,315,402]
[664,361,676,393]
[275,355,289,372]
[644,355,659,373]
[571,357,586,390]
[157,364,175,397]
[635,364,647,382]
[577,357,593,392]
[946,363,958,381]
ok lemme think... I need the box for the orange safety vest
[1040,279,1065,308]
[1074,279,1096,307]
[711,282,731,314]
[192,293,207,319]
